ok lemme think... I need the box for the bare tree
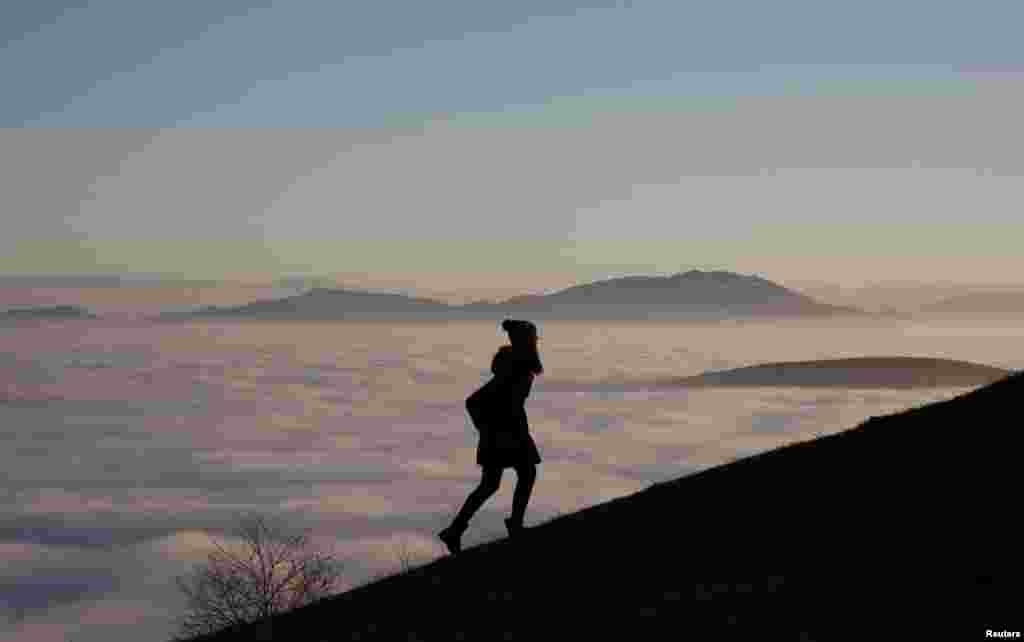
[174,515,344,639]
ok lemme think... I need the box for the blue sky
[3,1,1024,292]
[4,1,1024,127]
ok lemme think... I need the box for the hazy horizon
[4,270,1024,314]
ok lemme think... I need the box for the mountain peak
[671,270,774,285]
[160,271,865,321]
[674,268,739,278]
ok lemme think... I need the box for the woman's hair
[501,319,536,336]
[500,319,543,375]
[520,343,544,376]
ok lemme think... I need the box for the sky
[3,0,1024,296]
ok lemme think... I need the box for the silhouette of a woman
[438,319,544,554]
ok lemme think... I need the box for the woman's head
[501,319,537,344]
[501,319,543,374]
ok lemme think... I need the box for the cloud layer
[3,316,1015,639]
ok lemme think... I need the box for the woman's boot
[504,517,524,538]
[438,522,466,555]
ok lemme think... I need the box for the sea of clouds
[2,317,1021,641]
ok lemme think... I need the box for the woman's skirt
[476,427,542,469]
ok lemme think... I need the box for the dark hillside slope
[198,372,1022,641]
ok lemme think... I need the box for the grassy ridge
[195,372,1022,641]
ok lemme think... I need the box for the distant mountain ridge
[0,304,97,321]
[162,270,864,321]
[675,356,1009,388]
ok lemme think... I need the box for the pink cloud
[0,541,43,562]
[3,600,175,642]
[23,491,117,515]
[3,620,71,642]
[76,599,170,627]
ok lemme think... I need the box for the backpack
[465,377,499,433]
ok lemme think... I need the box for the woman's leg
[451,466,503,530]
[508,463,537,528]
